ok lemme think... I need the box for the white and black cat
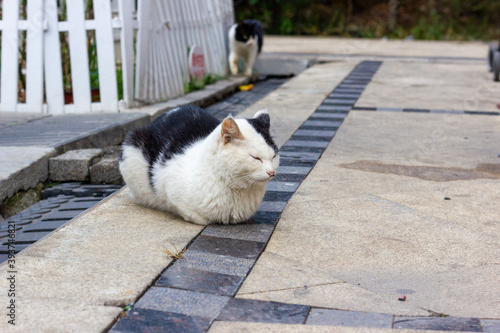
[228,20,263,76]
[119,105,279,225]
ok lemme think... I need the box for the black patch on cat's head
[235,21,251,43]
[254,112,270,129]
[247,115,278,154]
[235,20,264,53]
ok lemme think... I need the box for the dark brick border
[352,106,500,116]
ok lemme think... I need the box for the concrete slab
[263,36,487,59]
[90,155,122,184]
[2,188,203,309]
[356,62,500,112]
[0,112,51,129]
[238,111,500,319]
[306,308,393,328]
[0,146,56,202]
[238,61,358,148]
[255,56,309,76]
[49,149,103,182]
[0,296,121,333]
[209,321,439,333]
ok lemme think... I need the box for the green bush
[234,0,500,41]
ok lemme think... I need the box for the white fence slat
[25,0,45,113]
[118,0,135,107]
[150,2,163,101]
[156,0,182,97]
[167,0,189,90]
[94,0,118,111]
[135,0,151,101]
[43,0,65,114]
[66,0,92,112]
[0,0,20,111]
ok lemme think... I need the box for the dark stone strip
[298,125,339,131]
[289,135,332,142]
[352,106,376,111]
[250,211,281,225]
[280,146,326,153]
[403,108,431,113]
[263,191,295,202]
[188,235,266,260]
[464,111,500,115]
[352,106,500,116]
[393,316,482,332]
[110,308,212,333]
[216,298,310,324]
[157,265,244,297]
[278,158,317,167]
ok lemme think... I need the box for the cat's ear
[253,109,270,129]
[221,117,244,144]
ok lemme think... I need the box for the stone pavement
[0,37,499,332]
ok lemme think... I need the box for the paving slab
[306,309,393,328]
[238,110,500,319]
[0,146,56,202]
[0,112,50,129]
[209,321,440,333]
[356,62,500,112]
[49,149,103,182]
[263,36,487,59]
[0,296,121,333]
[89,155,123,184]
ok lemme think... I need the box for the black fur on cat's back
[123,105,220,168]
[235,19,263,53]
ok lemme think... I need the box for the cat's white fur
[228,24,259,76]
[119,110,279,225]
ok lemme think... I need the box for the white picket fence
[0,0,234,114]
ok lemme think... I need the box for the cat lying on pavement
[119,105,279,225]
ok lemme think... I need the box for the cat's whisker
[230,174,257,189]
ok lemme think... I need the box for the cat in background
[119,105,279,225]
[228,19,263,76]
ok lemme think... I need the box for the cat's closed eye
[251,155,263,163]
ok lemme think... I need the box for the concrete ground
[1,37,499,332]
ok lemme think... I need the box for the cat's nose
[267,171,275,177]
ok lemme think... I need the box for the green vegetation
[184,73,224,94]
[234,0,500,41]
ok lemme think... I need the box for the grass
[184,73,225,95]
[162,244,187,261]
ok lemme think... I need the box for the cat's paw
[244,69,253,77]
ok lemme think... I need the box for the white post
[66,0,92,112]
[135,0,151,102]
[118,0,135,108]
[25,0,45,113]
[94,0,118,111]
[43,0,65,114]
[0,0,20,112]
